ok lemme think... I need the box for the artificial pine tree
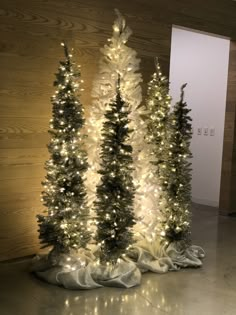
[95,80,136,264]
[146,58,172,171]
[37,43,91,254]
[87,9,157,242]
[144,58,172,239]
[87,10,142,207]
[159,84,192,244]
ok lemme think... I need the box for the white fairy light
[85,9,161,242]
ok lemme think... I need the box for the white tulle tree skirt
[128,239,205,273]
[31,247,142,290]
[31,240,204,290]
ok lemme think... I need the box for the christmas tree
[87,9,142,206]
[37,43,91,254]
[87,9,157,242]
[146,58,172,171]
[94,80,136,264]
[144,58,172,239]
[159,84,192,243]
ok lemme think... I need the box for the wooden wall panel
[1,0,236,260]
[220,42,236,215]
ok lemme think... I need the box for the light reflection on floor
[0,204,236,315]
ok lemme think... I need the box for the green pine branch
[95,85,136,264]
[159,83,193,244]
[37,43,91,253]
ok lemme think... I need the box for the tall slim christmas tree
[95,81,136,264]
[87,9,157,242]
[37,43,91,254]
[159,84,192,244]
[86,9,142,207]
[146,58,171,172]
[144,59,172,240]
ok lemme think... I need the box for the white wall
[169,26,230,207]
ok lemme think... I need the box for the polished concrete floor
[0,204,236,315]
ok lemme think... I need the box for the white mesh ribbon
[31,249,141,289]
[31,248,102,289]
[90,259,141,288]
[162,242,205,268]
[128,240,205,273]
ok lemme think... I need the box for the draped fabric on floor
[31,241,205,290]
[128,239,205,273]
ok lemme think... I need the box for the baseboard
[0,254,34,264]
[191,197,219,208]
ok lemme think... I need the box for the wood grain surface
[219,41,236,215]
[1,0,236,260]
